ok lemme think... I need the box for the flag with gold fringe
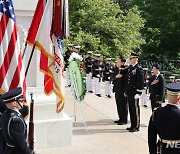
[35,0,69,113]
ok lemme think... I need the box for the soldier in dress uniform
[103,58,114,98]
[113,57,128,125]
[141,68,149,107]
[0,87,32,154]
[64,44,73,69]
[0,93,29,154]
[92,54,104,97]
[0,95,6,153]
[169,76,175,83]
[64,44,73,86]
[85,51,94,93]
[149,64,165,112]
[74,45,81,55]
[148,83,180,154]
[176,79,180,83]
[125,53,144,132]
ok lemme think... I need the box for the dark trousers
[150,97,162,112]
[127,94,140,129]
[115,92,128,122]
[0,130,4,154]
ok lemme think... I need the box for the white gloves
[134,94,141,99]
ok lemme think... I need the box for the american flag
[0,0,27,98]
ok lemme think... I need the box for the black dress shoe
[143,105,147,108]
[126,127,133,130]
[128,127,139,132]
[96,94,101,97]
[107,95,111,98]
[114,120,120,123]
[89,91,93,93]
[118,121,127,125]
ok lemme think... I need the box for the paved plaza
[36,84,153,154]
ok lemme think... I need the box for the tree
[66,0,145,59]
[132,0,180,60]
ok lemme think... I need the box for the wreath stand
[70,71,87,131]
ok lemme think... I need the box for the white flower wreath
[68,52,83,62]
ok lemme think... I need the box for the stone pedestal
[27,87,72,149]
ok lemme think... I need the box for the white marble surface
[28,88,72,149]
[34,113,72,149]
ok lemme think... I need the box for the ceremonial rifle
[28,93,35,151]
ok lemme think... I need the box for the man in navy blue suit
[150,64,165,111]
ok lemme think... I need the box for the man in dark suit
[148,83,180,154]
[150,64,165,111]
[125,53,144,132]
[0,87,32,154]
[113,57,128,125]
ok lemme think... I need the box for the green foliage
[131,0,180,60]
[65,0,145,60]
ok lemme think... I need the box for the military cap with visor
[0,87,25,104]
[95,54,101,57]
[165,83,180,96]
[130,53,139,59]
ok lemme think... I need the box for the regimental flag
[25,0,52,94]
[0,0,27,101]
[26,0,46,45]
[35,0,69,113]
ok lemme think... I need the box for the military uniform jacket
[150,74,165,102]
[125,64,144,95]
[148,104,180,154]
[103,63,114,81]
[85,57,94,74]
[112,66,127,93]
[92,60,104,78]
[1,109,32,154]
[64,50,71,68]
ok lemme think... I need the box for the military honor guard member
[176,79,180,83]
[74,45,81,55]
[0,87,32,154]
[103,58,114,98]
[85,51,94,93]
[125,53,144,132]
[64,44,73,86]
[148,83,180,154]
[0,96,6,153]
[150,64,165,111]
[169,76,175,83]
[141,68,149,107]
[113,57,128,125]
[64,44,73,69]
[92,54,104,97]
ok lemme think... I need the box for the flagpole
[25,44,36,77]
[22,42,28,59]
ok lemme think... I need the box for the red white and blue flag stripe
[0,0,27,98]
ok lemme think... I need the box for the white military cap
[95,54,101,57]
[106,58,111,61]
[75,45,81,49]
[143,68,148,71]
[68,44,73,47]
[169,76,175,79]
[175,79,180,82]
[88,51,93,54]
